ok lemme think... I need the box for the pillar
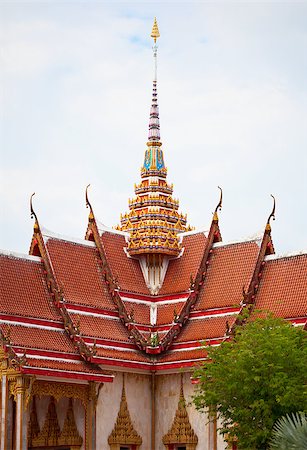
[15,376,27,450]
[0,374,8,450]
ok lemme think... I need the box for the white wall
[96,370,227,450]
[96,371,151,450]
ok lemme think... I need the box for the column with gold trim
[15,376,27,450]
[0,374,9,450]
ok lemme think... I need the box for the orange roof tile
[157,302,185,325]
[121,300,150,325]
[160,233,208,294]
[95,347,149,363]
[24,357,105,374]
[196,241,260,310]
[0,323,78,354]
[46,238,115,310]
[175,315,237,343]
[69,312,131,343]
[100,232,150,294]
[0,254,61,321]
[254,254,307,318]
[157,347,208,363]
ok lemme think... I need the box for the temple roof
[1,223,306,374]
[1,21,306,379]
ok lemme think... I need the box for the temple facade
[1,18,306,450]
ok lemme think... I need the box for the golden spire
[151,17,160,42]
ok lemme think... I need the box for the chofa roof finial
[30,192,39,232]
[85,184,95,222]
[265,194,276,232]
[213,186,223,222]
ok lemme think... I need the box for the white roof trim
[213,236,262,248]
[41,227,96,247]
[265,250,307,261]
[97,220,129,237]
[120,295,188,306]
[180,229,208,238]
[0,249,41,263]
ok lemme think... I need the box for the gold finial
[213,186,223,222]
[30,192,40,232]
[265,194,276,232]
[151,17,160,42]
[85,184,94,222]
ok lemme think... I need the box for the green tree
[192,316,307,449]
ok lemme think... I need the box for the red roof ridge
[230,206,276,333]
[0,249,41,263]
[41,227,96,248]
[264,250,307,261]
[85,205,149,350]
[154,203,223,353]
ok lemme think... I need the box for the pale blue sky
[1,1,306,254]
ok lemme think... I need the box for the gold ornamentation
[31,380,90,408]
[58,398,83,446]
[151,17,160,42]
[32,396,61,447]
[265,194,276,232]
[30,192,40,232]
[213,186,223,222]
[108,375,142,448]
[86,184,95,222]
[28,396,40,447]
[162,377,198,449]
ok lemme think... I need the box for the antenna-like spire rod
[148,18,161,143]
[151,17,160,81]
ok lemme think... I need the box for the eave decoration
[108,375,142,450]
[162,377,198,450]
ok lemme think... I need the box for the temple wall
[155,372,227,450]
[96,371,151,450]
[95,370,228,450]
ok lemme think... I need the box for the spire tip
[151,17,160,43]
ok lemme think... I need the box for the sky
[1,1,306,255]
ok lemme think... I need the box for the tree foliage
[192,316,307,449]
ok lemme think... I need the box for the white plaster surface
[96,371,151,450]
[155,372,227,450]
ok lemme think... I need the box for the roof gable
[159,232,208,295]
[45,237,115,310]
[255,253,307,319]
[195,240,261,311]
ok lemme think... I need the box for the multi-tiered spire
[118,18,191,259]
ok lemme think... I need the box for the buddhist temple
[1,18,306,450]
